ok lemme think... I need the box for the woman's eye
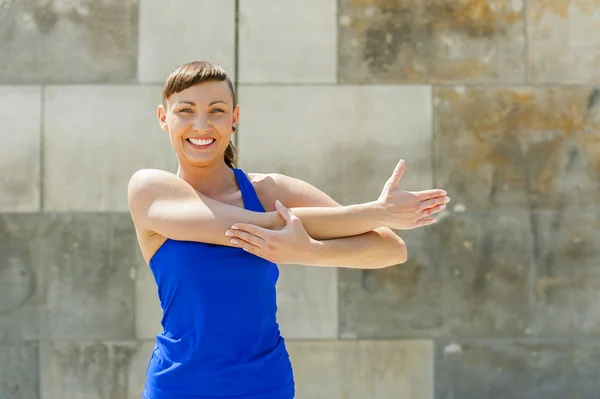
[179,108,193,113]
[211,108,225,113]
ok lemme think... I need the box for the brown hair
[162,61,238,168]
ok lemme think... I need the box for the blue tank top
[143,168,295,399]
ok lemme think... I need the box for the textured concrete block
[0,86,41,212]
[276,265,337,339]
[238,85,433,205]
[436,340,600,399]
[135,258,162,340]
[239,0,337,83]
[528,1,600,83]
[338,0,526,83]
[287,340,433,399]
[43,86,176,211]
[529,211,600,337]
[39,341,137,399]
[0,342,39,399]
[434,86,600,212]
[0,215,49,343]
[40,214,137,340]
[0,0,138,83]
[127,341,156,398]
[0,214,137,342]
[138,0,235,83]
[340,212,530,339]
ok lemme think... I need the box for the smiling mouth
[186,137,216,148]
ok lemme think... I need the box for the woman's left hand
[226,200,317,264]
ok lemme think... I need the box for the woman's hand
[226,200,317,264]
[377,159,450,230]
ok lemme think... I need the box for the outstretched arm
[229,200,407,268]
[128,161,448,248]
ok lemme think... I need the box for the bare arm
[128,164,447,247]
[308,228,406,268]
[228,174,409,268]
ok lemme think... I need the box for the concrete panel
[43,85,176,211]
[39,214,137,340]
[0,0,138,83]
[529,211,600,337]
[0,342,39,399]
[436,340,600,399]
[0,214,136,342]
[287,340,433,399]
[138,0,235,83]
[528,1,600,83]
[0,86,41,212]
[338,0,526,83]
[0,215,50,343]
[340,212,530,339]
[135,258,162,340]
[39,341,137,399]
[276,265,337,339]
[434,86,600,212]
[238,0,337,83]
[127,341,155,398]
[238,85,434,206]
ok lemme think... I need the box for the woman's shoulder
[245,172,337,209]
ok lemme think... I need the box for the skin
[128,80,450,269]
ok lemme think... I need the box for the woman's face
[158,81,239,167]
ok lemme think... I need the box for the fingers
[419,196,450,211]
[227,229,268,250]
[414,217,437,228]
[230,223,270,240]
[275,200,293,224]
[420,202,448,217]
[414,189,447,201]
[230,239,272,261]
[387,159,406,189]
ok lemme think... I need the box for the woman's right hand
[376,159,450,230]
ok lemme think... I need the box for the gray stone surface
[0,342,39,399]
[43,85,176,211]
[287,340,434,399]
[529,211,600,337]
[340,212,530,339]
[434,86,600,212]
[135,256,162,340]
[0,215,49,343]
[41,214,137,340]
[0,214,137,342]
[276,264,338,339]
[0,0,138,83]
[528,1,600,83]
[0,86,41,212]
[436,340,600,399]
[238,85,434,205]
[338,0,526,83]
[138,0,235,83]
[39,340,137,399]
[127,341,155,398]
[238,0,337,83]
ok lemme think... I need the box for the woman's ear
[157,105,169,133]
[232,105,240,131]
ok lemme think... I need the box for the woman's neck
[176,161,238,199]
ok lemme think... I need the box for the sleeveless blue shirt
[143,168,295,399]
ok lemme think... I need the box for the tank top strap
[232,168,266,213]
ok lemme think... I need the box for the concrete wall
[1,0,599,398]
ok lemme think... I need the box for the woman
[128,61,449,399]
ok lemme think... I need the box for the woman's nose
[193,116,208,131]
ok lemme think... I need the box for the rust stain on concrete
[436,88,600,200]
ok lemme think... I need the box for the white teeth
[188,138,214,146]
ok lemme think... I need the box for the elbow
[372,241,407,269]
